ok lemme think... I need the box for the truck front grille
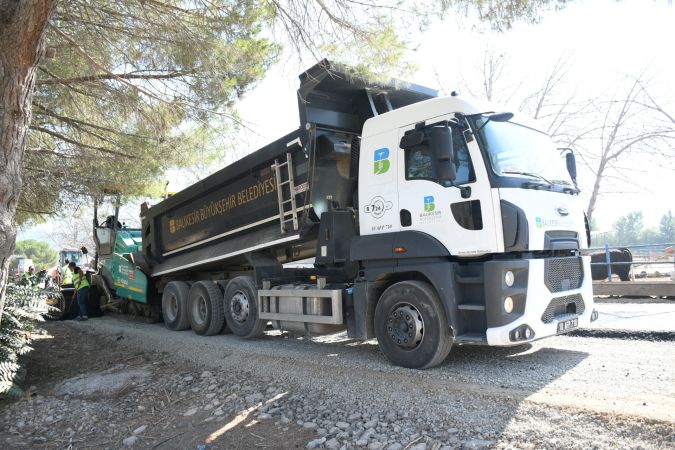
[545,257,583,293]
[541,294,585,323]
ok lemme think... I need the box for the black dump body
[141,60,436,278]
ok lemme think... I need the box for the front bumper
[485,256,596,346]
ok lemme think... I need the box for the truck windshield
[64,251,81,264]
[471,117,573,187]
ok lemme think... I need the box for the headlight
[504,296,514,313]
[504,270,515,287]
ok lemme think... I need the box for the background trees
[660,211,675,243]
[10,240,57,273]
[597,210,675,246]
[22,1,281,222]
[450,45,675,227]
[582,76,675,224]
[611,211,644,247]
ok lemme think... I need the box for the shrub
[0,284,52,398]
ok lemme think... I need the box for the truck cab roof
[362,95,497,137]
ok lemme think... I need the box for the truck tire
[162,281,190,331]
[189,281,225,336]
[86,285,103,318]
[46,291,68,320]
[223,276,266,338]
[374,280,452,369]
[215,281,231,334]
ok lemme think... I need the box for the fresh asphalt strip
[568,328,675,341]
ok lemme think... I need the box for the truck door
[397,116,499,256]
[358,130,400,236]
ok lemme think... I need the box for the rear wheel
[223,276,265,338]
[374,280,452,369]
[46,291,67,320]
[162,281,190,331]
[86,285,102,317]
[189,281,225,336]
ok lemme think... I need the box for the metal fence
[582,242,675,282]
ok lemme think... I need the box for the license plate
[557,317,578,333]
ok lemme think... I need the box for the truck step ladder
[272,152,299,233]
[457,303,486,311]
[455,333,488,344]
[454,274,484,284]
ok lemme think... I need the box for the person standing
[69,262,89,321]
[61,258,73,286]
[21,266,37,286]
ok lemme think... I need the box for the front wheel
[374,280,452,369]
[223,276,266,338]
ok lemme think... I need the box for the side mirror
[488,112,514,123]
[399,130,424,149]
[565,151,577,181]
[431,126,456,182]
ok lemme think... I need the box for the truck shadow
[296,330,587,376]
[271,328,589,393]
[270,335,597,436]
[441,343,589,388]
[240,330,592,447]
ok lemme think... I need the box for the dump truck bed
[141,60,437,278]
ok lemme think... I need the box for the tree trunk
[585,158,607,226]
[0,0,55,326]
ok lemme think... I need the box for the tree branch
[48,24,172,104]
[36,70,191,85]
[30,125,135,159]
[34,103,153,140]
[16,207,56,215]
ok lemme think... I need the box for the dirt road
[1,316,674,449]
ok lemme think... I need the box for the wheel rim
[166,294,178,321]
[230,290,250,323]
[193,295,208,325]
[386,303,424,349]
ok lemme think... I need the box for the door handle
[400,209,412,227]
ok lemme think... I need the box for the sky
[19,0,675,247]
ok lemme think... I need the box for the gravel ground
[1,316,674,449]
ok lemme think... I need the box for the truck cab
[354,95,594,349]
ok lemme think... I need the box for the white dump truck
[109,60,597,369]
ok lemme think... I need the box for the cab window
[405,128,475,185]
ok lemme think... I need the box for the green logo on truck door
[374,148,390,174]
[424,196,435,212]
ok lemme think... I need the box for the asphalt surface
[589,301,675,332]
